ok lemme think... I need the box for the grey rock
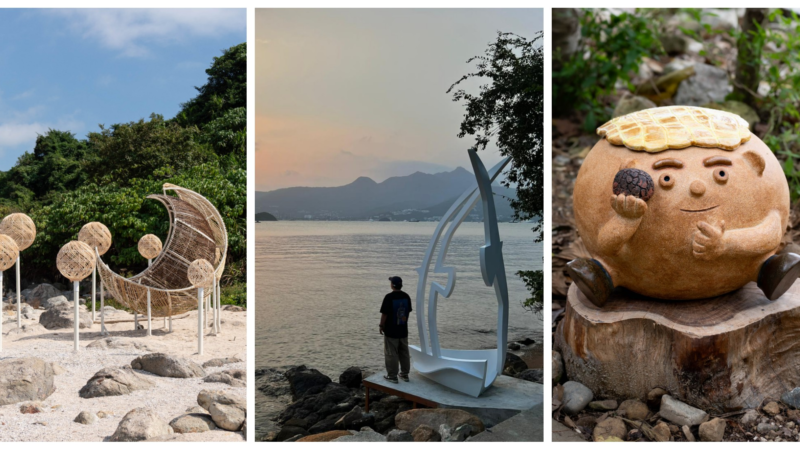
[562,381,593,415]
[757,422,778,434]
[131,353,205,378]
[338,366,363,389]
[588,399,618,411]
[39,302,91,330]
[87,337,164,353]
[552,351,564,384]
[75,411,97,425]
[412,424,441,442]
[663,59,695,76]
[79,367,155,398]
[660,33,689,54]
[508,343,520,350]
[332,427,387,442]
[782,387,800,409]
[699,417,726,441]
[202,357,243,368]
[447,424,472,442]
[395,408,484,436]
[701,8,739,32]
[209,403,245,431]
[185,406,208,414]
[197,389,246,411]
[169,413,217,433]
[674,63,731,106]
[204,369,246,388]
[42,295,68,309]
[742,409,760,426]
[660,395,709,426]
[109,408,173,441]
[386,429,413,442]
[26,284,62,308]
[0,357,55,406]
[517,369,544,384]
[613,93,657,118]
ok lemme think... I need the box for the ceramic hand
[693,220,726,260]
[610,194,647,220]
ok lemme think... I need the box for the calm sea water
[255,221,543,376]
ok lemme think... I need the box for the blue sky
[0,9,245,171]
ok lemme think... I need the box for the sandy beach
[0,304,246,442]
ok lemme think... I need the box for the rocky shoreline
[1,283,247,442]
[256,337,543,442]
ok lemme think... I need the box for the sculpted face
[573,136,789,300]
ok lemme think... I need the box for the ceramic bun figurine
[568,106,799,306]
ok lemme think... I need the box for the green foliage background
[0,43,247,305]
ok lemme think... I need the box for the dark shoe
[566,258,614,307]
[383,375,398,384]
[758,252,800,300]
[399,374,409,382]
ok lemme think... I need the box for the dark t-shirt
[380,290,412,339]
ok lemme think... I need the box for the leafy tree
[199,106,246,158]
[177,43,247,127]
[0,130,94,207]
[449,31,544,313]
[87,113,216,185]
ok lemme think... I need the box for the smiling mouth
[680,205,719,213]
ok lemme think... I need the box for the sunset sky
[255,9,543,191]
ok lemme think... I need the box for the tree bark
[555,280,800,413]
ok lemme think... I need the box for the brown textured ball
[187,258,214,287]
[613,168,654,201]
[78,222,112,256]
[0,213,36,251]
[0,234,19,272]
[138,234,162,260]
[56,240,96,282]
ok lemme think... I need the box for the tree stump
[555,280,800,413]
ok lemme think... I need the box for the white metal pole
[169,315,172,332]
[73,280,79,352]
[16,256,20,329]
[146,288,152,336]
[216,280,221,334]
[197,286,204,355]
[100,280,107,335]
[91,266,96,323]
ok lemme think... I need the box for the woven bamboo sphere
[138,234,162,260]
[56,240,95,282]
[0,213,36,251]
[187,258,214,287]
[0,234,19,272]
[78,222,112,256]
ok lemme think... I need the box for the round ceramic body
[573,135,790,300]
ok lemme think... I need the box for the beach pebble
[74,411,97,425]
[109,407,173,442]
[562,381,593,415]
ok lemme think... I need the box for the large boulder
[41,295,68,310]
[39,302,91,330]
[203,357,243,368]
[169,413,217,433]
[332,427,386,442]
[284,365,332,400]
[79,367,155,398]
[197,389,246,411]
[209,403,245,431]
[88,337,165,353]
[131,353,205,378]
[674,63,731,106]
[395,409,484,436]
[0,357,55,406]
[338,366,363,389]
[109,408,173,441]
[204,369,246,388]
[26,284,62,308]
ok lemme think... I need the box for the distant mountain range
[255,167,518,221]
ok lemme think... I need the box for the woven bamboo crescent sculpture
[0,235,19,272]
[96,184,227,317]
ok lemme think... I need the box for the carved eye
[659,173,675,188]
[713,167,729,184]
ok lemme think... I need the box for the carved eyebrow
[703,156,732,167]
[653,159,684,170]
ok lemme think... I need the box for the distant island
[255,212,278,221]
[255,167,523,222]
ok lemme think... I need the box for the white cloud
[50,9,245,57]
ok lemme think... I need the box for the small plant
[517,269,543,317]
[553,9,661,130]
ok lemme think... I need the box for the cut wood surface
[555,280,800,413]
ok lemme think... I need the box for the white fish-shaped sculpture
[409,150,511,397]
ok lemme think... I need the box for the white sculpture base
[409,345,500,398]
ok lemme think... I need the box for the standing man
[380,276,412,383]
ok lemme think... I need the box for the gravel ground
[0,305,246,442]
